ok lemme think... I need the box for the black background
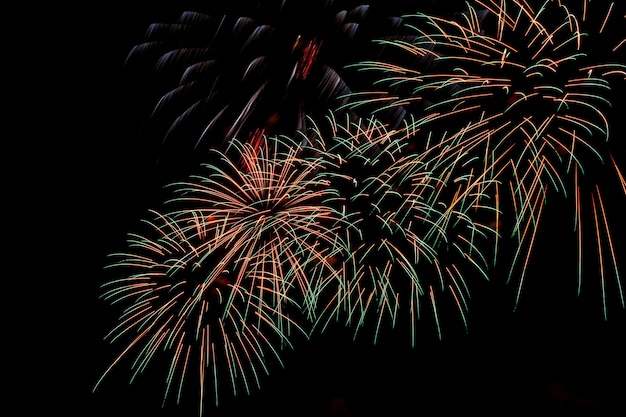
[24,1,625,416]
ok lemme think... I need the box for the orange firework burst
[93,134,352,415]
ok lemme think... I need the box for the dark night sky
[26,1,625,416]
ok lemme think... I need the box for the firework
[121,0,471,170]
[93,134,352,415]
[303,113,500,344]
[341,0,626,313]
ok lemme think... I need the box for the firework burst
[93,134,352,414]
[121,0,470,170]
[303,114,500,344]
[342,0,626,313]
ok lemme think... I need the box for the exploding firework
[121,0,472,171]
[93,133,352,414]
[303,114,500,344]
[341,0,626,312]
